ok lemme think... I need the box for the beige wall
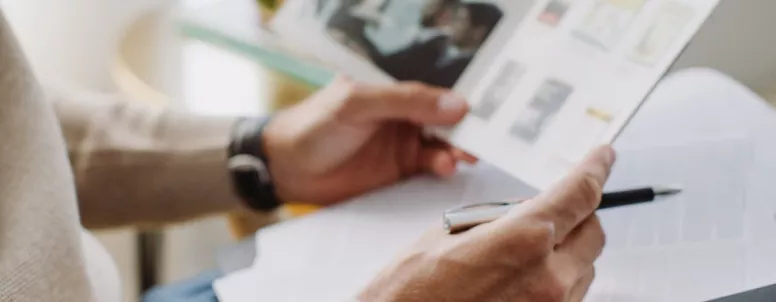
[672,0,776,95]
[1,0,174,91]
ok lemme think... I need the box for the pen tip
[654,186,682,196]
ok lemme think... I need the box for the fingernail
[602,146,616,165]
[438,94,467,113]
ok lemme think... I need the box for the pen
[444,186,682,234]
[599,186,681,209]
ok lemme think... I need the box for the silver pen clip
[444,200,525,234]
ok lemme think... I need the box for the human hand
[359,146,616,302]
[263,78,476,206]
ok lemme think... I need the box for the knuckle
[520,221,556,256]
[335,82,368,117]
[591,216,606,250]
[534,274,568,302]
[333,76,357,93]
[536,221,557,245]
[400,82,432,99]
[341,81,364,104]
[577,173,604,207]
[402,81,428,92]
[486,219,556,262]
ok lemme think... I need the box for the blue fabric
[143,271,221,302]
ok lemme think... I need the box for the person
[0,8,613,302]
[316,0,328,16]
[357,0,459,63]
[414,0,459,43]
[327,0,390,57]
[374,2,503,88]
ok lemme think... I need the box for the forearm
[54,91,278,229]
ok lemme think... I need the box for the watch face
[228,154,271,183]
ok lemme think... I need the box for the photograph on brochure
[629,1,696,66]
[312,0,504,88]
[509,79,574,144]
[472,60,526,120]
[573,0,647,50]
[538,0,576,26]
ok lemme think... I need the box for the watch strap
[228,117,282,211]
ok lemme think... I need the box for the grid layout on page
[600,139,753,250]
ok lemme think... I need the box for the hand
[263,78,476,206]
[359,146,616,302]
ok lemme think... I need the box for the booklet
[269,0,719,189]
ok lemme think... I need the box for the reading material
[270,0,720,189]
[214,138,776,302]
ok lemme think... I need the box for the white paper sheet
[585,138,774,301]
[215,164,534,302]
[215,138,776,302]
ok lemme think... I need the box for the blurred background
[2,0,776,301]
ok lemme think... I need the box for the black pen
[444,186,683,233]
[600,186,682,209]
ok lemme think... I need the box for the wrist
[228,117,283,211]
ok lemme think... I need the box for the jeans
[142,271,221,302]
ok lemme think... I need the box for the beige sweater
[1,10,276,301]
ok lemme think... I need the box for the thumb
[337,80,469,125]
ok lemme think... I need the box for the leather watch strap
[228,117,282,211]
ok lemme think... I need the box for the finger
[452,148,479,164]
[423,137,479,165]
[337,80,469,125]
[418,147,457,177]
[555,215,605,269]
[517,145,616,242]
[420,136,478,165]
[567,267,595,302]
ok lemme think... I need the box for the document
[586,139,759,301]
[271,0,720,189]
[215,164,534,302]
[215,138,776,302]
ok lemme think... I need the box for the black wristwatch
[227,117,282,211]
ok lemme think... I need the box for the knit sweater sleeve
[0,10,95,301]
[51,90,275,229]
